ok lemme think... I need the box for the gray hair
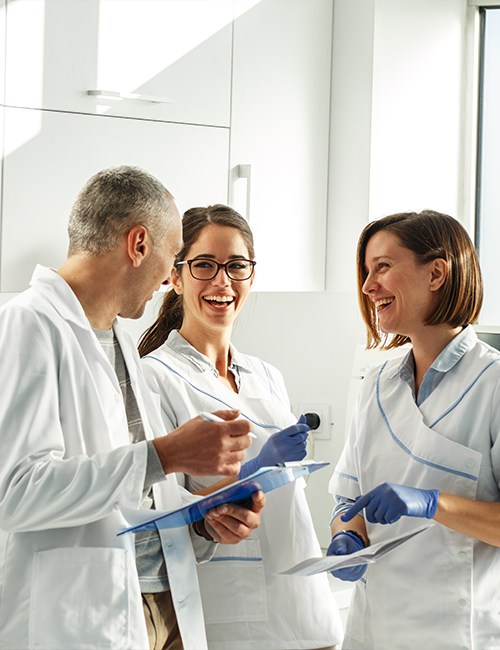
[67,166,176,256]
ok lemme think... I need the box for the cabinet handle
[234,163,252,222]
[87,90,173,104]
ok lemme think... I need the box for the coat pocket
[197,538,267,624]
[29,547,131,650]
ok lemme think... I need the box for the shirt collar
[166,329,252,375]
[391,324,477,380]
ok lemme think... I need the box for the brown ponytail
[138,289,184,357]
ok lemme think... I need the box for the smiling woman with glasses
[138,204,342,650]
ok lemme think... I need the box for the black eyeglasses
[176,257,256,281]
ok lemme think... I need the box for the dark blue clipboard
[118,461,329,535]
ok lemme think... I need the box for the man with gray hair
[0,166,264,650]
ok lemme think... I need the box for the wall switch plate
[297,402,331,440]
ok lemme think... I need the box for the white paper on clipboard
[279,524,432,576]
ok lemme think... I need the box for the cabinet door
[1,107,229,292]
[5,0,232,127]
[230,0,332,291]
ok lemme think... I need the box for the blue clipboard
[118,461,329,535]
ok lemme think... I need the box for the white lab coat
[142,333,343,650]
[330,330,500,650]
[0,266,210,650]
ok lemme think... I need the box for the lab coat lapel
[31,265,130,448]
[375,362,481,495]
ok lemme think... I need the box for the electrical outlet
[297,402,331,440]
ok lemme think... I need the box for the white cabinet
[5,0,233,127]
[1,107,229,292]
[230,0,332,291]
[1,0,334,294]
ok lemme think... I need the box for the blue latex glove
[327,531,367,582]
[238,415,309,479]
[341,482,440,525]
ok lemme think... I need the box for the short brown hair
[357,210,483,349]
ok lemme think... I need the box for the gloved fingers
[286,439,308,459]
[291,425,310,438]
[366,504,396,525]
[331,564,367,582]
[282,448,307,462]
[327,538,349,556]
[278,422,310,438]
[327,531,365,557]
[341,493,370,522]
[382,503,404,524]
[365,500,385,524]
[287,430,309,445]
[297,414,307,425]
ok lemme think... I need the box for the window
[476,7,500,325]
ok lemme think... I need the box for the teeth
[204,295,234,303]
[375,298,394,310]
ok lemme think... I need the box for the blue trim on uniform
[333,470,359,483]
[259,358,275,399]
[208,556,263,563]
[145,355,281,432]
[430,358,500,428]
[376,362,478,481]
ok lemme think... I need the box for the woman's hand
[238,415,309,479]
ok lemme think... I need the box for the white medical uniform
[0,266,210,650]
[330,328,500,650]
[142,331,343,650]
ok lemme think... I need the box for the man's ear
[126,225,149,267]
[171,265,183,295]
[429,258,448,292]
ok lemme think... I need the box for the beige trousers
[142,591,183,650]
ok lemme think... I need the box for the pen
[199,411,257,438]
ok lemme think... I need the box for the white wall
[232,292,365,547]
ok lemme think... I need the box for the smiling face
[172,224,254,336]
[362,230,442,340]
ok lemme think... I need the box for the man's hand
[153,409,251,477]
[204,491,266,544]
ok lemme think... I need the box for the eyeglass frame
[175,257,256,281]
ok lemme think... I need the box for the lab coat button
[465,458,475,468]
[458,551,467,561]
[458,598,467,608]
